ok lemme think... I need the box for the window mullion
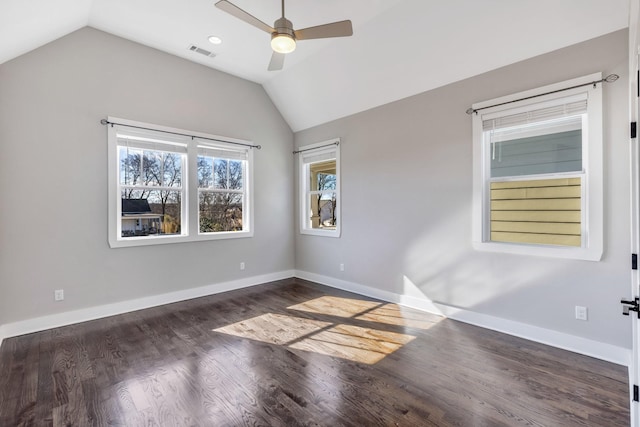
[139,151,144,186]
[186,141,198,237]
[226,158,230,190]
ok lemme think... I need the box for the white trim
[629,0,640,424]
[0,270,294,347]
[298,138,341,238]
[108,116,255,248]
[1,270,630,368]
[294,270,631,366]
[0,324,7,348]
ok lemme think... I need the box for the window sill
[109,230,254,248]
[472,241,602,261]
[300,228,341,238]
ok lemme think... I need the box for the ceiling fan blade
[215,0,274,34]
[268,52,285,71]
[294,20,353,40]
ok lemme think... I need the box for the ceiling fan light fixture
[271,33,296,54]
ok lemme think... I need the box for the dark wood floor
[0,278,630,426]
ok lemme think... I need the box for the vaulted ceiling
[0,0,629,131]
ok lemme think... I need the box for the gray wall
[0,27,294,326]
[294,30,631,349]
[0,25,631,353]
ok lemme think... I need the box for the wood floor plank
[14,333,40,426]
[0,278,630,426]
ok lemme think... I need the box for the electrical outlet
[240,262,245,271]
[575,306,588,321]
[54,289,64,301]
[339,263,345,271]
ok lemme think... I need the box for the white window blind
[301,149,336,165]
[197,142,248,160]
[482,96,587,131]
[116,127,189,154]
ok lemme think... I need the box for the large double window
[472,73,603,260]
[108,118,253,248]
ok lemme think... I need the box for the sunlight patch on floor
[213,313,330,345]
[289,296,442,331]
[212,292,447,364]
[290,324,415,364]
[357,304,441,330]
[288,296,382,318]
[213,312,416,364]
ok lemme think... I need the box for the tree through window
[108,118,254,248]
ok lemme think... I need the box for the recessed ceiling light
[208,36,223,45]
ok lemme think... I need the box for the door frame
[629,1,640,426]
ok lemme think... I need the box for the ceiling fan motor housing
[273,17,295,39]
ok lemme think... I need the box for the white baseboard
[295,270,631,367]
[0,324,7,349]
[0,270,294,348]
[1,269,631,368]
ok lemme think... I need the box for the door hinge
[634,385,639,402]
[632,122,637,139]
[633,254,638,270]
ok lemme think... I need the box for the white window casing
[471,73,603,260]
[299,139,341,238]
[108,117,254,248]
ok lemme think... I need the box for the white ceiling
[0,0,630,131]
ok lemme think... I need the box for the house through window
[299,139,341,237]
[108,117,254,248]
[118,141,185,238]
[471,73,603,260]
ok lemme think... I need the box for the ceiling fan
[215,0,353,71]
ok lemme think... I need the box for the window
[108,117,253,247]
[197,145,247,233]
[472,73,603,260]
[299,139,341,237]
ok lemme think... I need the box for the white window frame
[108,117,254,248]
[471,73,603,261]
[299,138,341,238]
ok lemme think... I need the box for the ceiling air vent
[188,45,216,58]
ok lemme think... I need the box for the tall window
[299,139,341,237]
[108,117,254,248]
[118,136,186,238]
[197,145,247,233]
[472,74,603,260]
